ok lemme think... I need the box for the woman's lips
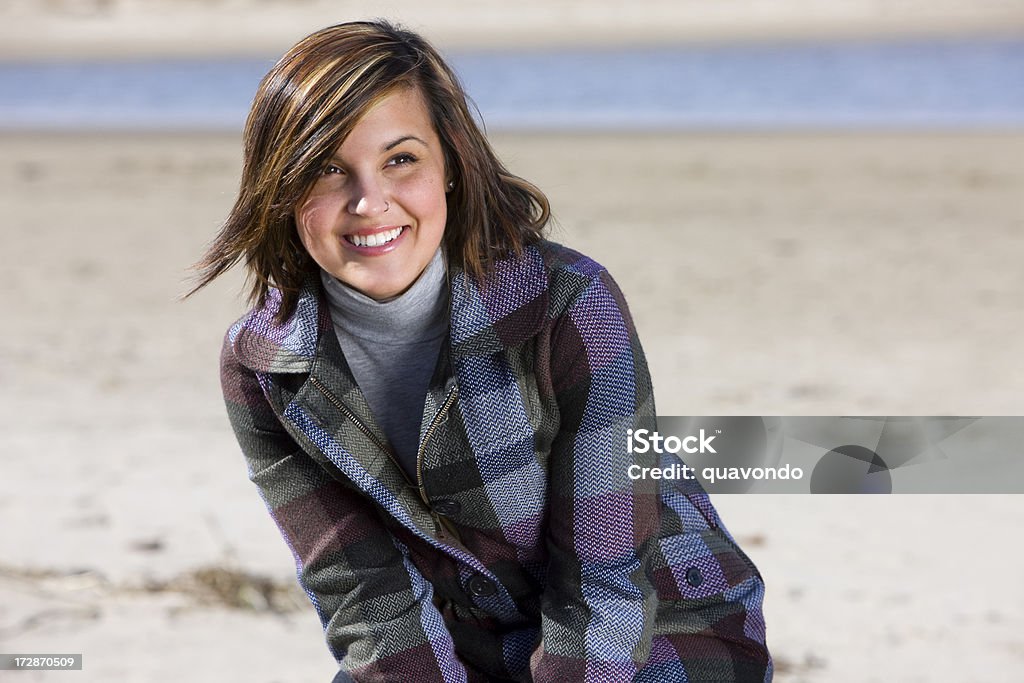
[342,226,408,254]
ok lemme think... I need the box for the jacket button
[467,574,497,598]
[433,499,461,516]
[685,567,704,588]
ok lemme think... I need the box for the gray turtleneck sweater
[320,249,449,480]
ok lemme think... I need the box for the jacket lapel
[288,325,443,539]
[449,245,550,359]
[227,244,555,546]
[231,280,431,530]
[228,285,320,374]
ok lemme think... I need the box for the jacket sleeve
[220,334,471,683]
[530,268,661,680]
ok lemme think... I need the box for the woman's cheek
[402,174,446,214]
[296,196,336,238]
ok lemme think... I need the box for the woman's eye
[388,153,417,167]
[322,164,344,176]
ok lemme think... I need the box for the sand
[1,130,1022,680]
[2,0,1024,58]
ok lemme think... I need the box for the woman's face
[295,86,448,301]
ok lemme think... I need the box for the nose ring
[384,201,390,213]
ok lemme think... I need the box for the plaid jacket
[221,240,771,682]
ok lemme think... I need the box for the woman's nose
[347,177,389,216]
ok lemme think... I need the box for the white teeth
[348,227,403,247]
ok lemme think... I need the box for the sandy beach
[3,0,1024,58]
[1,129,1022,680]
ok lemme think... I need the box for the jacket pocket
[647,530,772,678]
[651,527,759,601]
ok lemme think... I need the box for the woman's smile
[343,225,407,249]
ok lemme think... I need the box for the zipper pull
[431,510,447,541]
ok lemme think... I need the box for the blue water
[1,38,1022,131]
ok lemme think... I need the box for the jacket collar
[230,243,551,374]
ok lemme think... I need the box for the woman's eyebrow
[329,135,429,163]
[382,135,427,151]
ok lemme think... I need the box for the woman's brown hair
[190,20,549,321]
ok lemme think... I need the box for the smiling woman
[188,20,771,683]
[295,87,449,301]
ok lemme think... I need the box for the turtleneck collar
[319,248,448,343]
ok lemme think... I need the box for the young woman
[192,20,771,682]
